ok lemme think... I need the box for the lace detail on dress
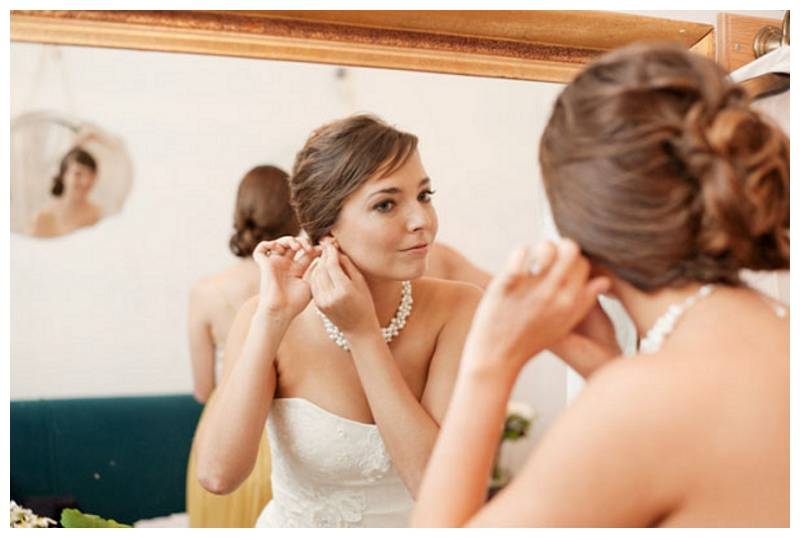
[359,428,392,481]
[256,398,413,528]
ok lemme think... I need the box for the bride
[193,114,483,527]
[412,42,789,527]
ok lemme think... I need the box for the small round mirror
[11,110,133,238]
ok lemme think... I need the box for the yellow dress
[186,391,271,528]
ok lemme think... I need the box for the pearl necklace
[639,284,715,355]
[315,280,413,352]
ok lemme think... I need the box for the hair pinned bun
[540,42,789,291]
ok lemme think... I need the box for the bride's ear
[588,263,618,295]
[325,233,341,249]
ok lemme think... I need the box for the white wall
[10,42,567,453]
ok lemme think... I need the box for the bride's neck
[362,275,405,326]
[611,279,714,336]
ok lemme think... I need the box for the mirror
[10,10,716,527]
[11,37,577,527]
[11,110,133,238]
[9,9,713,400]
[10,39,571,401]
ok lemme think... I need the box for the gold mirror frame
[11,10,715,83]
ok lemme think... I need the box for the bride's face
[331,150,438,281]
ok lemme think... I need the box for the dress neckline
[273,397,378,428]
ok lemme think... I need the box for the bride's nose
[406,203,433,232]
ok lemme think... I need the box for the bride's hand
[308,237,379,336]
[548,299,623,378]
[253,235,321,322]
[462,239,611,378]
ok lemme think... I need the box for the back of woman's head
[229,165,299,257]
[289,114,418,244]
[52,147,97,197]
[540,42,789,291]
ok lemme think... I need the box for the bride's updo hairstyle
[540,42,789,291]
[229,165,299,257]
[289,114,418,244]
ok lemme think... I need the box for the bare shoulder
[86,201,103,224]
[414,276,482,311]
[585,354,678,402]
[575,353,706,438]
[189,274,215,302]
[189,272,233,313]
[30,209,57,236]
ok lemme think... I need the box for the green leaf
[60,508,131,528]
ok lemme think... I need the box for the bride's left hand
[461,239,611,379]
[307,237,380,336]
[548,300,623,378]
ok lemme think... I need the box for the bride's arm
[414,356,676,527]
[347,283,481,497]
[411,240,612,526]
[195,236,319,494]
[194,297,287,494]
[310,238,481,497]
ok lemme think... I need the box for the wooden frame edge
[11,11,715,83]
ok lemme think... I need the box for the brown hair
[52,147,97,197]
[229,165,299,257]
[539,42,789,291]
[290,114,418,244]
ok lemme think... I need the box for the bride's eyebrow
[367,178,430,200]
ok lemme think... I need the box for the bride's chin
[374,264,426,282]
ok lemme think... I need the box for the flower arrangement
[490,401,537,493]
[9,502,130,528]
[10,501,56,528]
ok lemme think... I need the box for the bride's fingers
[310,248,335,300]
[254,241,287,259]
[494,245,531,289]
[303,257,321,282]
[297,235,314,253]
[576,276,612,319]
[321,241,352,288]
[293,246,321,276]
[558,256,591,302]
[541,238,581,289]
[339,253,366,286]
[531,240,557,277]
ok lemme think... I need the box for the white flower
[507,401,537,422]
[10,501,56,528]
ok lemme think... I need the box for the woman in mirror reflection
[412,42,788,527]
[29,146,102,238]
[194,114,490,527]
[186,165,298,526]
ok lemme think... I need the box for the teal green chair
[10,394,204,525]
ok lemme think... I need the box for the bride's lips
[400,242,429,254]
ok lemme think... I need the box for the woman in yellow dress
[186,165,299,527]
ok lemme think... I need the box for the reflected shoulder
[29,208,56,233]
[87,202,103,224]
[414,276,483,306]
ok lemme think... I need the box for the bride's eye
[373,199,396,213]
[418,189,436,203]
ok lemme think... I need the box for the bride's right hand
[253,236,321,321]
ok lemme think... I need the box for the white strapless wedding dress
[254,398,414,527]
